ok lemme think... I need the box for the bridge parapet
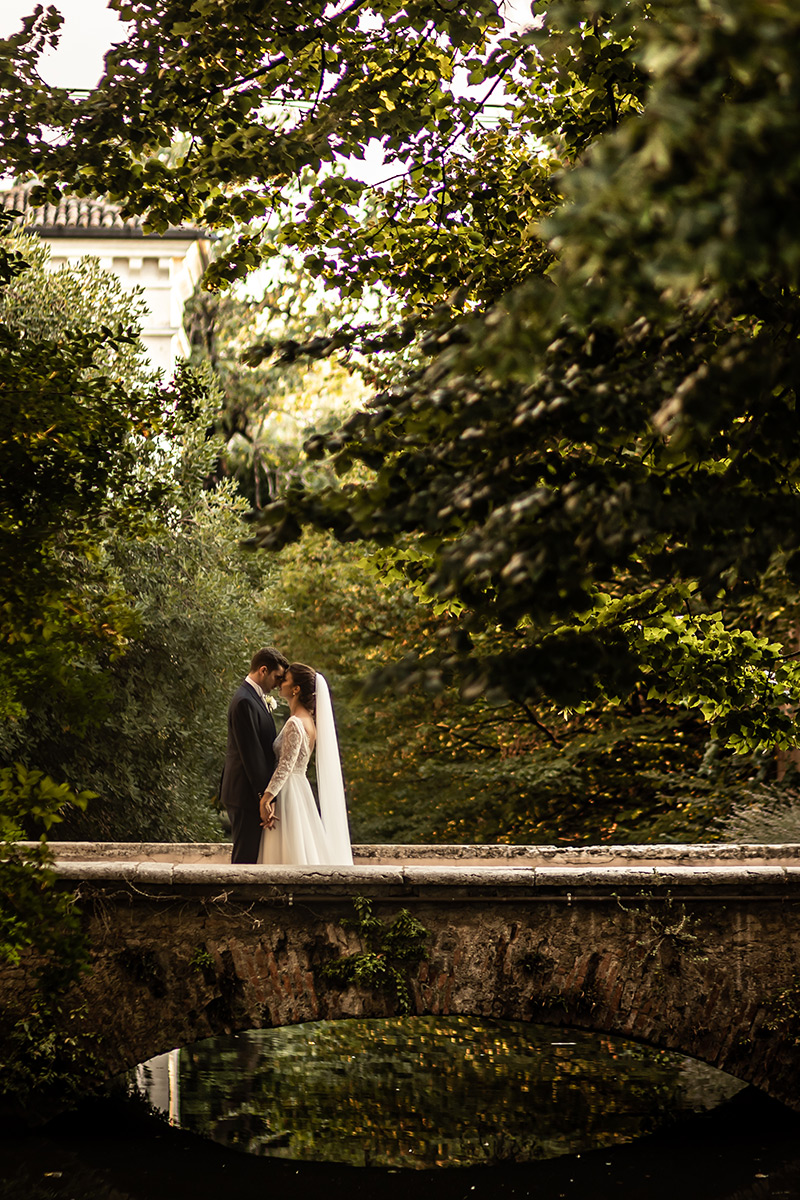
[42,839,800,866]
[41,839,800,896]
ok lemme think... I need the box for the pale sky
[1,0,128,88]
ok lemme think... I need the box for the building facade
[1,183,209,374]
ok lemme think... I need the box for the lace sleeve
[264,717,305,797]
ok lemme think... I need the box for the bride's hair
[288,662,317,716]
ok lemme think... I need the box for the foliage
[616,891,707,976]
[0,765,98,1112]
[0,0,535,303]
[0,229,153,383]
[0,764,91,979]
[764,980,800,1046]
[0,216,199,729]
[0,995,102,1114]
[3,423,276,843]
[322,895,428,1014]
[189,946,215,972]
[0,229,277,840]
[186,248,368,508]
[0,226,136,1101]
[715,772,800,844]
[5,0,800,830]
[269,531,797,844]
[0,218,152,1007]
[251,0,800,763]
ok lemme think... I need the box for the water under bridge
[6,841,800,1115]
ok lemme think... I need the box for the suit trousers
[227,802,262,864]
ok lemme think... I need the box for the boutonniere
[265,696,277,712]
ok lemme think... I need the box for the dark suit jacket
[220,681,277,862]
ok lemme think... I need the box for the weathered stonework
[5,843,800,1116]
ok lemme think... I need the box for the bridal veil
[315,673,354,865]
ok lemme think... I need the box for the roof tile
[1,181,206,240]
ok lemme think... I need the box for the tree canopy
[264,0,800,756]
[0,216,185,729]
[0,226,280,842]
[0,0,535,297]
[3,0,800,761]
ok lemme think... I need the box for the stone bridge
[6,841,800,1115]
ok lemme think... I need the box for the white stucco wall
[43,234,209,375]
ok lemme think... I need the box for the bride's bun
[288,662,317,716]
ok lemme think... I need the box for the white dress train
[257,712,353,866]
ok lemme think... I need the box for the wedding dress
[257,674,353,866]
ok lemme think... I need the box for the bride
[257,662,353,866]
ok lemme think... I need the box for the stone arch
[37,872,799,1114]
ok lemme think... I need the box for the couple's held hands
[260,792,278,830]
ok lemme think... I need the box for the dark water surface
[134,1017,746,1168]
[2,1018,800,1200]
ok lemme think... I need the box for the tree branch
[517,702,561,747]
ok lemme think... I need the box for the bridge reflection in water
[136,1048,181,1127]
[132,1017,745,1169]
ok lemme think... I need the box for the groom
[221,646,289,863]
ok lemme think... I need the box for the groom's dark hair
[250,647,289,673]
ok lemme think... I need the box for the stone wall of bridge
[4,844,800,1117]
